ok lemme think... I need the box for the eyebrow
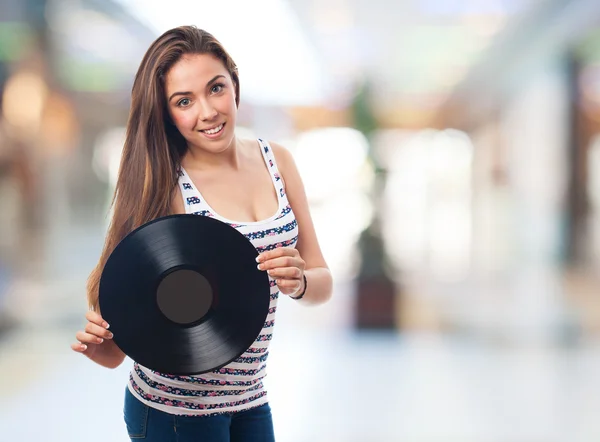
[168,75,226,102]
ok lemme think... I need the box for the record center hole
[156,269,213,325]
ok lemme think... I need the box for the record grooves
[99,214,271,375]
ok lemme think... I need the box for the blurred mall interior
[2,0,600,441]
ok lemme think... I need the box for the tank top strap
[257,138,286,200]
[176,167,213,216]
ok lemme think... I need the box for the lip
[198,123,225,139]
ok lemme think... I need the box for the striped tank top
[127,138,298,416]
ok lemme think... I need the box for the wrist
[290,274,307,300]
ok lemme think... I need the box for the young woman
[71,25,332,441]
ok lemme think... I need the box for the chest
[186,167,279,223]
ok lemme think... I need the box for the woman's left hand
[257,248,305,296]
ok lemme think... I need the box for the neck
[182,136,241,171]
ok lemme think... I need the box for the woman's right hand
[71,310,114,360]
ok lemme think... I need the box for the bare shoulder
[267,140,295,173]
[239,137,272,161]
[266,139,330,274]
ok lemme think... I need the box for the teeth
[203,124,223,135]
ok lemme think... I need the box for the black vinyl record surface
[98,214,270,375]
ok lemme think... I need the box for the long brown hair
[87,26,240,311]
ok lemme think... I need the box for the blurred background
[2,0,600,440]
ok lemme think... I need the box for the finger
[71,342,88,352]
[267,267,302,279]
[256,248,298,263]
[76,331,106,345]
[85,310,110,329]
[258,256,304,271]
[85,322,114,340]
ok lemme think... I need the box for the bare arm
[270,141,333,305]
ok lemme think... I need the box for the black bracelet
[290,274,307,300]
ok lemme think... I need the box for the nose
[198,99,218,121]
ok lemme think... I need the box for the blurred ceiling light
[2,70,48,136]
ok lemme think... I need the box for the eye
[210,83,224,94]
[176,98,191,107]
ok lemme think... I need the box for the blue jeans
[123,388,276,442]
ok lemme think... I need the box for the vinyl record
[98,214,271,375]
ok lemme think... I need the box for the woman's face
[165,53,237,154]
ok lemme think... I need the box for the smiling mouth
[200,123,224,135]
